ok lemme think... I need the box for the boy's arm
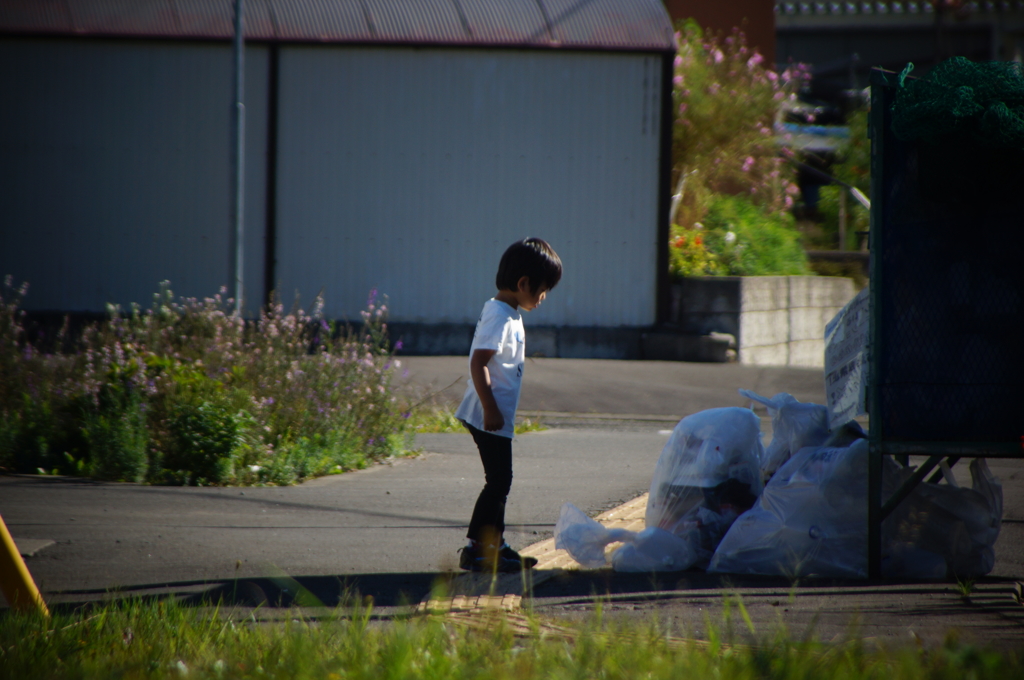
[469,349,504,432]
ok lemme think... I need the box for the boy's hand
[483,409,505,432]
[470,348,504,432]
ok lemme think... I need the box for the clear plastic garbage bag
[738,390,830,480]
[611,527,701,572]
[883,458,1002,578]
[554,502,634,569]
[554,502,702,572]
[708,440,870,578]
[556,407,766,573]
[644,407,764,568]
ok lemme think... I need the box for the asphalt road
[0,428,668,600]
[2,357,826,605]
[400,355,828,418]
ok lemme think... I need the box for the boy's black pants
[465,423,513,545]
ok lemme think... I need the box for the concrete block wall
[738,277,791,366]
[673,276,856,367]
[389,276,855,363]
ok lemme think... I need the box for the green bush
[0,278,410,485]
[700,194,809,276]
[254,431,367,485]
[0,355,88,476]
[2,399,92,477]
[163,400,239,485]
[82,382,149,482]
[3,394,60,474]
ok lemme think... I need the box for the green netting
[889,58,1024,205]
[892,57,1024,149]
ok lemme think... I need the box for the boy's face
[516,276,547,312]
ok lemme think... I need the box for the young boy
[455,238,562,572]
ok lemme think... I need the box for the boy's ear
[516,275,531,294]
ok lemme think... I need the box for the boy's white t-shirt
[455,299,525,439]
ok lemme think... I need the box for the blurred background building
[0,0,675,358]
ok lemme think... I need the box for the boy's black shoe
[458,543,535,572]
[500,543,538,570]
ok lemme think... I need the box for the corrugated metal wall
[0,37,268,312]
[0,0,675,51]
[275,47,662,327]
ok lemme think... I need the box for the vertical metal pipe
[866,68,889,580]
[263,44,279,310]
[232,0,246,315]
[655,50,675,326]
[838,186,847,251]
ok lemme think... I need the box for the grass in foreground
[1,598,1020,680]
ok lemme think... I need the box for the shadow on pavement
[45,572,461,613]
[529,571,1024,651]
[530,570,969,598]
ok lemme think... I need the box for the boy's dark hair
[495,238,562,294]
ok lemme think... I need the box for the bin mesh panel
[877,72,1024,443]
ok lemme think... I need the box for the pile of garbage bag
[738,389,829,479]
[882,457,1002,579]
[708,440,871,578]
[557,406,763,573]
[554,390,1003,578]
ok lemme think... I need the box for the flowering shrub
[668,226,721,277]
[670,195,808,277]
[0,278,409,485]
[669,20,810,277]
[700,194,809,276]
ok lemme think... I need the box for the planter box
[670,276,856,367]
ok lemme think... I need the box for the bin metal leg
[868,442,883,579]
[927,456,960,484]
[880,455,943,521]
